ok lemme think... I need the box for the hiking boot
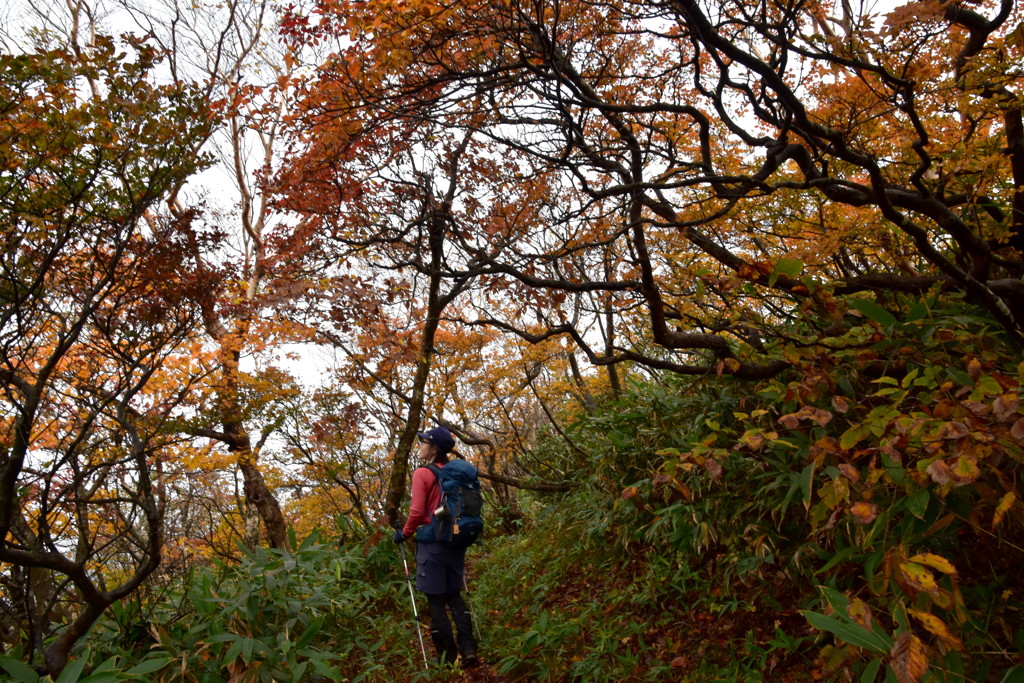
[461,653,479,668]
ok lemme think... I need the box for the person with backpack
[393,426,480,667]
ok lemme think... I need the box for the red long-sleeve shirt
[401,463,443,538]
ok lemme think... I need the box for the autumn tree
[104,0,353,551]
[279,0,1023,380]
[0,39,214,675]
[273,106,587,522]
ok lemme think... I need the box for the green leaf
[946,368,972,386]
[816,545,857,575]
[224,638,244,665]
[308,658,340,679]
[799,462,815,508]
[295,616,325,651]
[801,611,892,654]
[999,665,1024,683]
[125,657,172,676]
[78,674,119,683]
[840,424,871,450]
[87,657,118,674]
[905,298,932,323]
[882,451,906,486]
[848,299,898,328]
[905,487,929,519]
[290,661,308,683]
[55,651,88,683]
[242,637,255,664]
[820,586,852,613]
[77,655,120,683]
[770,257,803,286]
[861,657,883,682]
[0,655,39,682]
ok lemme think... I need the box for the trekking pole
[399,543,430,670]
[463,574,482,642]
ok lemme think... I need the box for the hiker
[394,426,479,667]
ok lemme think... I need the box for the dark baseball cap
[417,426,455,454]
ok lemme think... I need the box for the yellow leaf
[890,632,928,683]
[899,562,938,593]
[952,454,980,483]
[847,597,875,631]
[993,492,1016,529]
[908,553,957,576]
[908,610,963,651]
[740,430,765,449]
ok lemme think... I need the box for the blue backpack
[414,459,483,547]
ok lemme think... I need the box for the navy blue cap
[417,426,455,454]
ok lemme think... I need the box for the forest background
[0,0,1022,679]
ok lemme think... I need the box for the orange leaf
[967,358,982,380]
[850,501,878,524]
[737,264,760,279]
[890,632,928,683]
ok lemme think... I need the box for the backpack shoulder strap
[422,464,444,497]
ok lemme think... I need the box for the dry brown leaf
[891,632,928,683]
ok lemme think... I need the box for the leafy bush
[599,295,1024,680]
[45,530,429,683]
[474,294,1024,681]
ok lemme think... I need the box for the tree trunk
[383,205,448,525]
[218,339,290,550]
[237,450,288,550]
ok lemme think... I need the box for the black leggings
[426,591,476,664]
